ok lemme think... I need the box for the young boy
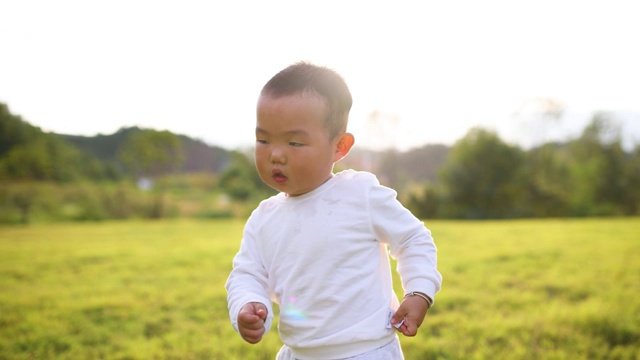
[225,62,442,359]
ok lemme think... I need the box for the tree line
[404,114,640,219]
[0,102,244,222]
[1,102,638,223]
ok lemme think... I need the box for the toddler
[226,62,442,359]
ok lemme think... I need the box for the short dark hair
[260,62,352,139]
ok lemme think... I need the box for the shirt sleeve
[225,216,274,334]
[367,177,442,302]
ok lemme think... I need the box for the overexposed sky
[1,0,639,151]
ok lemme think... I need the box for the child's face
[255,94,342,197]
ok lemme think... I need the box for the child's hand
[238,302,268,344]
[391,295,430,337]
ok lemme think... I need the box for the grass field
[0,218,638,359]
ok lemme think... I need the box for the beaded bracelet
[404,291,433,308]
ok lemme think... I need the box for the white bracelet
[404,291,433,307]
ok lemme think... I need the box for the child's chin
[269,183,288,193]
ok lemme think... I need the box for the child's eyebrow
[255,127,310,137]
[285,130,310,137]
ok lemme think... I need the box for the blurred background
[1,0,639,223]
[1,3,639,359]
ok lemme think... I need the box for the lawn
[0,218,638,359]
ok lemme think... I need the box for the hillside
[0,103,116,181]
[1,101,449,187]
[57,127,233,174]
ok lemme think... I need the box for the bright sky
[1,0,639,151]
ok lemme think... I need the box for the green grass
[0,218,638,359]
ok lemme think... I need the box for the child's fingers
[400,319,418,337]
[240,326,265,344]
[238,314,263,329]
[390,307,407,328]
[238,303,267,328]
[254,303,268,321]
[238,303,267,344]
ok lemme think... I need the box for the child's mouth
[272,172,287,184]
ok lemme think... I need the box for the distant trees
[525,142,572,217]
[437,128,527,218]
[218,151,274,202]
[118,129,184,179]
[374,144,450,192]
[0,103,37,155]
[1,100,639,223]
[565,114,637,215]
[116,130,185,218]
[407,115,640,219]
[0,104,192,222]
[0,104,116,222]
[60,128,232,174]
[522,114,639,217]
[0,103,114,182]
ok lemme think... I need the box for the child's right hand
[238,302,268,344]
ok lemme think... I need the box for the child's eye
[256,139,268,145]
[289,142,303,147]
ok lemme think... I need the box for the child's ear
[334,132,355,162]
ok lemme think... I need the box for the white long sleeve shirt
[226,170,442,359]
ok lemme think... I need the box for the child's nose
[270,146,286,164]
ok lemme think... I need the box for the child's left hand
[390,295,430,337]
